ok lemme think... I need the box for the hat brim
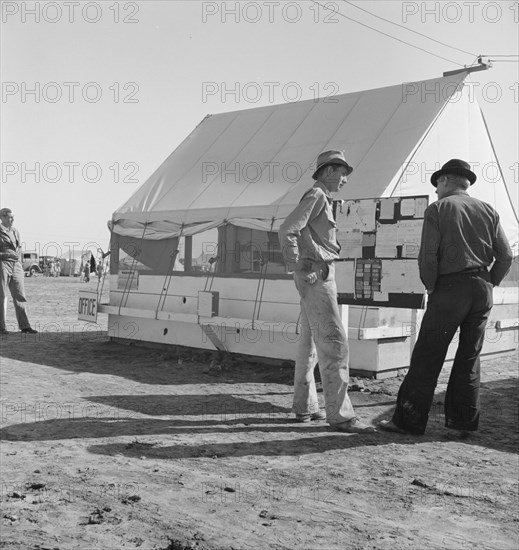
[431,167,477,187]
[312,159,353,180]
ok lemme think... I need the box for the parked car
[22,252,42,276]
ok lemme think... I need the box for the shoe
[296,410,326,423]
[21,327,38,334]
[0,328,10,335]
[445,429,474,440]
[330,417,376,434]
[379,420,413,434]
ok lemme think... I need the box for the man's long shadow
[1,378,517,455]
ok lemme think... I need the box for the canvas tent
[111,72,517,246]
[102,73,518,374]
[59,257,81,277]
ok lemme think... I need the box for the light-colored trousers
[293,262,355,425]
[0,260,31,330]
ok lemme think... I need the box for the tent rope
[357,305,368,341]
[95,223,114,303]
[118,222,149,316]
[478,106,519,223]
[204,256,219,292]
[155,227,184,318]
[251,256,269,329]
[251,218,276,328]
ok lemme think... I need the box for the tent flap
[110,217,284,240]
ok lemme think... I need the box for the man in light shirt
[0,208,37,335]
[279,151,375,434]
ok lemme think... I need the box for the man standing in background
[0,208,38,335]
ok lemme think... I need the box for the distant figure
[96,261,103,278]
[55,259,61,277]
[83,261,90,283]
[380,159,513,436]
[0,208,38,334]
[90,254,96,275]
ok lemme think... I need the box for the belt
[440,266,487,277]
[461,266,487,274]
[299,258,333,268]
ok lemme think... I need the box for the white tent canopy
[111,73,518,246]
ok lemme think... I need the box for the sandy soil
[0,277,518,550]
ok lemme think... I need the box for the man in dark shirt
[380,159,513,436]
[279,150,375,433]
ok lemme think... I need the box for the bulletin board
[333,195,429,309]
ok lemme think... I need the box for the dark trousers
[392,270,493,434]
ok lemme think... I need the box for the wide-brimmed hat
[430,159,477,187]
[312,150,353,180]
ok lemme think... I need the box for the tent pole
[184,236,193,272]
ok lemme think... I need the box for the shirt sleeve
[0,230,19,261]
[490,219,513,286]
[278,190,324,265]
[418,205,440,291]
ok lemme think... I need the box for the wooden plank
[354,326,410,340]
[157,311,198,323]
[495,319,519,330]
[98,305,156,319]
[198,316,299,335]
[199,324,229,352]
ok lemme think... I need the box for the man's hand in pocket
[304,272,318,284]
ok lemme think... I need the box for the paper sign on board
[78,291,98,323]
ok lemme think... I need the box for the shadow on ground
[0,331,295,385]
[1,379,516,455]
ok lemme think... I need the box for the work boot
[379,419,412,434]
[330,417,376,433]
[295,410,326,423]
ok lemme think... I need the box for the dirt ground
[0,277,518,550]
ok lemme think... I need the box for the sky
[1,0,518,259]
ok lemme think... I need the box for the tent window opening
[185,229,218,274]
[251,249,262,273]
[217,226,286,276]
[110,233,182,276]
[109,226,288,277]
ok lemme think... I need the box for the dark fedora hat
[430,159,477,187]
[312,150,353,180]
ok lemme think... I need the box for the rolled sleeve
[279,191,324,265]
[490,221,514,286]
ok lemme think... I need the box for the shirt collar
[313,181,333,202]
[441,189,470,199]
[1,223,12,232]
